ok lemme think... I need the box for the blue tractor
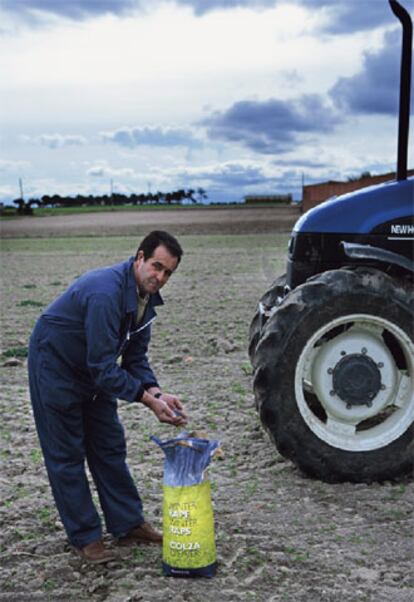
[249,0,413,482]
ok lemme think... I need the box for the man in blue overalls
[28,230,187,563]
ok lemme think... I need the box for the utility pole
[19,177,24,200]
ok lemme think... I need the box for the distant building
[244,194,292,205]
[302,169,414,213]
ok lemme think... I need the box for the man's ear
[136,250,145,262]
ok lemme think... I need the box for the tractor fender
[342,241,413,273]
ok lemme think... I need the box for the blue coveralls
[28,257,162,548]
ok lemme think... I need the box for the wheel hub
[332,353,382,407]
[308,326,398,424]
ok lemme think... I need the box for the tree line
[9,188,208,215]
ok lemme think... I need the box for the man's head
[133,230,183,296]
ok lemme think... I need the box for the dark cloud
[171,160,297,202]
[330,30,404,115]
[273,157,330,169]
[2,0,271,20]
[200,95,340,154]
[188,162,269,186]
[175,0,275,16]
[4,0,411,33]
[293,0,399,33]
[163,0,411,34]
[1,0,137,20]
[101,126,202,148]
[154,0,409,33]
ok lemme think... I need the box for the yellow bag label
[163,481,216,570]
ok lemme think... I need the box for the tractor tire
[249,273,286,362]
[251,268,414,482]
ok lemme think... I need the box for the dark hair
[135,230,183,264]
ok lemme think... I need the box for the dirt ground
[0,206,299,238]
[0,206,413,602]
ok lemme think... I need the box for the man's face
[133,244,178,296]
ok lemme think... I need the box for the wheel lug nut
[340,351,346,356]
[330,390,336,396]
[378,362,384,368]
[327,368,333,374]
[361,347,367,355]
[380,384,386,390]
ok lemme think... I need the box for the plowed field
[1,206,412,602]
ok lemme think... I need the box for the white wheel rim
[295,314,414,451]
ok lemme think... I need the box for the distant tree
[49,194,62,207]
[173,189,185,204]
[347,171,372,182]
[13,198,33,215]
[196,187,208,203]
[86,194,98,206]
[111,193,125,206]
[40,194,51,207]
[28,198,41,209]
[184,188,197,204]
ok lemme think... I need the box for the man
[28,230,187,563]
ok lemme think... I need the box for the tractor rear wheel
[251,268,414,482]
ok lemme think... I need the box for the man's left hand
[159,392,188,425]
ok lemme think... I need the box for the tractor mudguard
[342,241,414,273]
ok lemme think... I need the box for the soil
[0,206,299,238]
[0,206,413,602]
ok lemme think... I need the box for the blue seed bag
[151,433,220,578]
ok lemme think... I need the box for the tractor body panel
[286,178,414,289]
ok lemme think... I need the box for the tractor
[249,0,413,482]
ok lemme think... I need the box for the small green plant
[285,546,309,563]
[241,362,252,376]
[231,381,246,395]
[18,300,43,307]
[23,284,37,289]
[2,346,28,358]
[132,547,146,562]
[15,484,29,499]
[43,580,57,591]
[245,480,258,496]
[30,448,42,463]
[15,528,36,541]
[37,507,54,523]
[388,483,407,499]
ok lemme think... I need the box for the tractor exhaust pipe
[389,0,412,181]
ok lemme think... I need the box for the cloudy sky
[1,0,413,204]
